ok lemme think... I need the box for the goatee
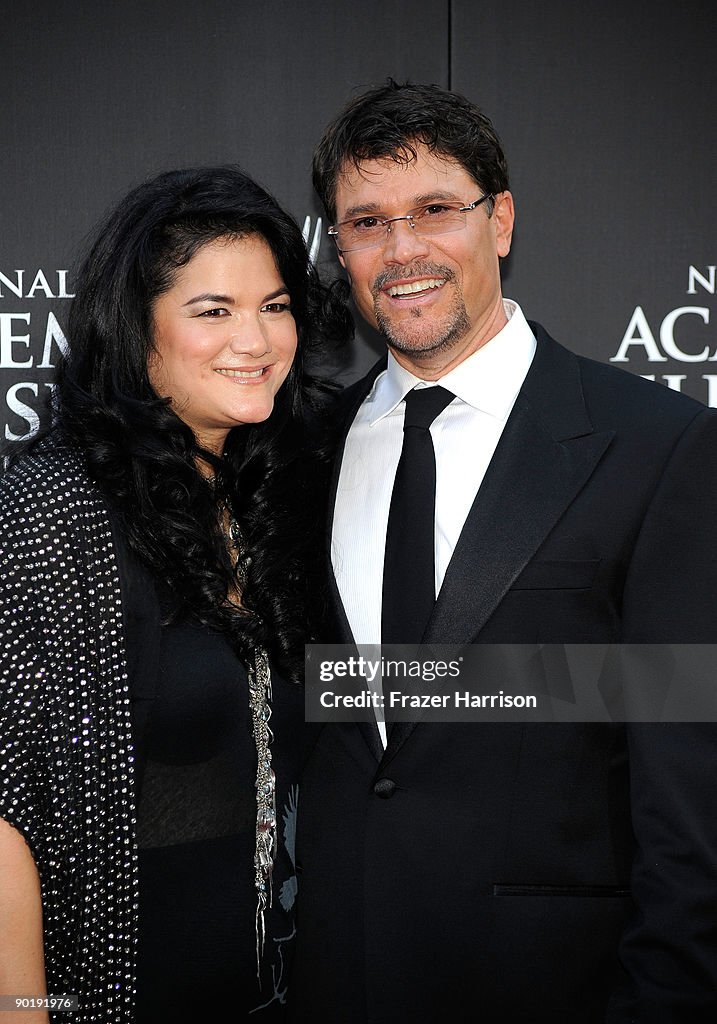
[374,296,471,356]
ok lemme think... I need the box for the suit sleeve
[609,408,717,1022]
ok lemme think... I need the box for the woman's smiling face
[149,233,298,453]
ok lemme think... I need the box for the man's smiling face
[334,144,514,378]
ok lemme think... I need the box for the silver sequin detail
[226,511,276,980]
[248,647,276,981]
[0,437,137,1022]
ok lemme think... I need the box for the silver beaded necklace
[225,501,277,980]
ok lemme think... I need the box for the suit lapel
[426,326,613,644]
[325,358,387,646]
[378,327,614,770]
[324,359,387,762]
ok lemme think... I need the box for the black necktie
[381,386,455,646]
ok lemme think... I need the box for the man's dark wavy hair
[57,165,351,683]
[313,79,510,223]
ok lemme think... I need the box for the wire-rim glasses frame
[328,194,495,253]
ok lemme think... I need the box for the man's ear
[493,191,515,258]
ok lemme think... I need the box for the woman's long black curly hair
[56,165,351,683]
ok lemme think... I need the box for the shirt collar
[366,299,537,425]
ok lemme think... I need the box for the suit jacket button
[373,778,396,799]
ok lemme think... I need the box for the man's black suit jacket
[291,324,717,1023]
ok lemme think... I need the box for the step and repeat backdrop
[1,0,713,449]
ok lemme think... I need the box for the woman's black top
[130,611,302,1021]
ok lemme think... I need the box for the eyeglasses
[328,195,494,253]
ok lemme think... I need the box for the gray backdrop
[1,0,714,448]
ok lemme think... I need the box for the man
[291,82,717,1022]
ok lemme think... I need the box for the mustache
[372,262,455,294]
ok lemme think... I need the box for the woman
[0,166,349,1022]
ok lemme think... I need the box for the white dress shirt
[332,299,537,647]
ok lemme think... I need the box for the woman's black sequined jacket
[0,436,138,1022]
